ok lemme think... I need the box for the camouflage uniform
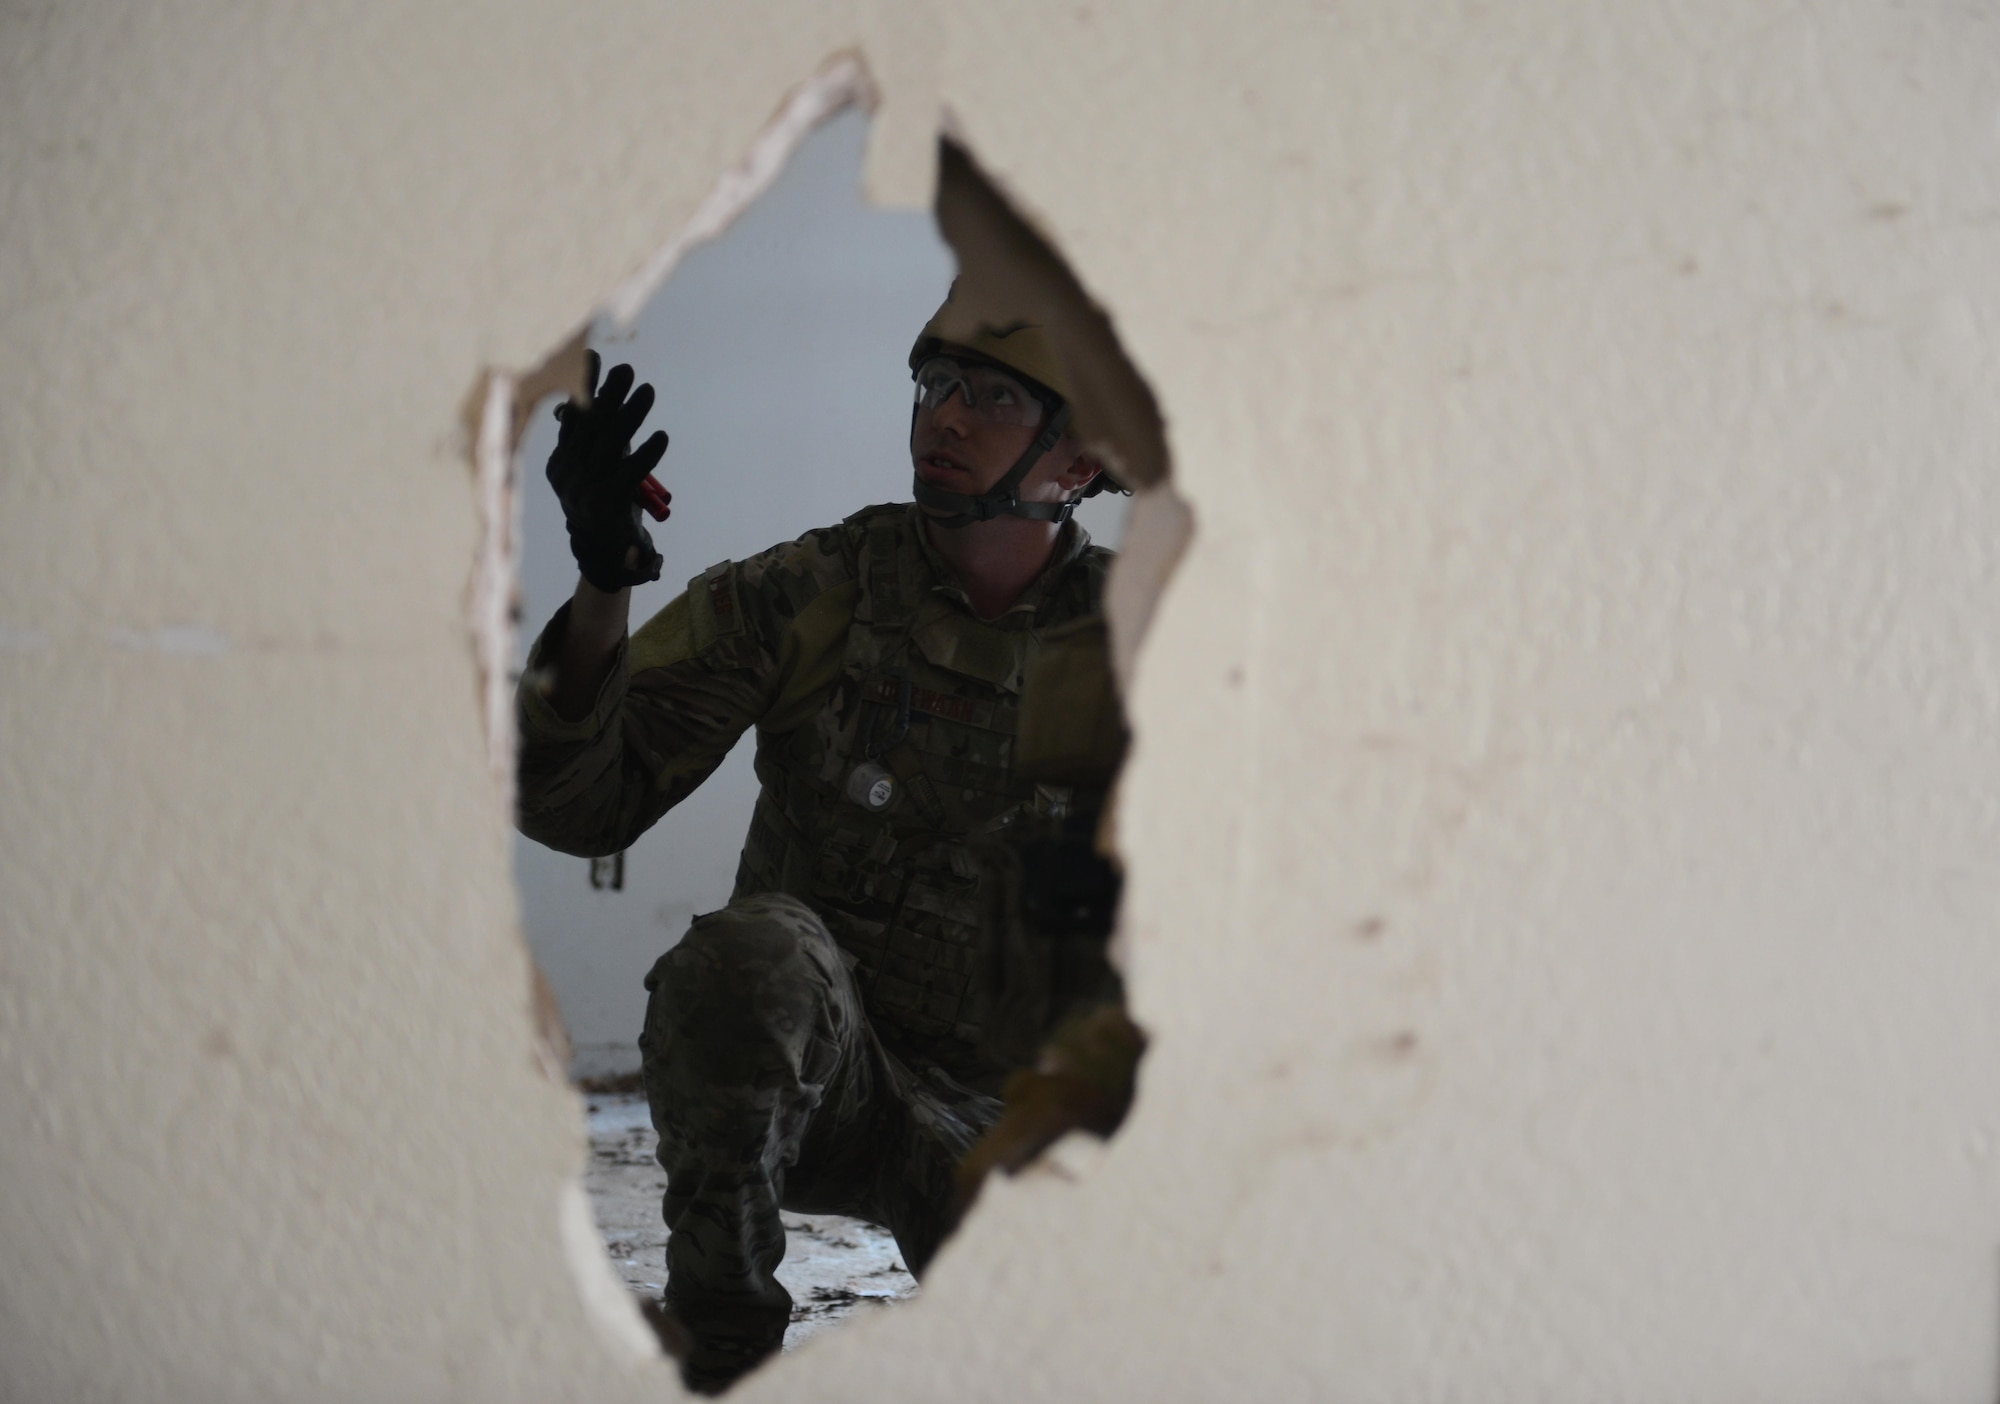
[517,503,1110,1382]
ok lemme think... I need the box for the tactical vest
[727,505,1109,1083]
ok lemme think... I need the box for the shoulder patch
[688,560,745,653]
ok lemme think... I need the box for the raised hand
[545,350,672,592]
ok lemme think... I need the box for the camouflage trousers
[639,893,1001,1389]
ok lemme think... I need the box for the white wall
[7,6,2000,1401]
[512,109,1128,1074]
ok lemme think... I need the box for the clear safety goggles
[911,356,1050,430]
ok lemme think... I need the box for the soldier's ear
[1054,448,1103,495]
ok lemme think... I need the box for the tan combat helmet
[909,278,1073,401]
[907,281,1118,527]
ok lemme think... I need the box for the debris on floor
[583,1091,918,1349]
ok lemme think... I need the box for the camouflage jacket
[517,503,1112,1084]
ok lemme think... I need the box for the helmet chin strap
[910,401,1077,528]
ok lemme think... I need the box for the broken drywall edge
[919,128,1181,1220]
[477,49,886,784]
[509,326,592,452]
[468,360,578,1080]
[930,136,1172,492]
[1019,1128,1112,1184]
[469,367,520,804]
[531,956,573,1086]
[461,63,900,1380]
[464,325,590,789]
[558,1179,666,1368]
[1104,483,1195,698]
[603,52,880,330]
[469,42,883,779]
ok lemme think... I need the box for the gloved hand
[546,350,672,593]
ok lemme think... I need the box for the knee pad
[645,894,828,1006]
[641,894,843,1090]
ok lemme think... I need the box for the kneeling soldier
[516,281,1123,1392]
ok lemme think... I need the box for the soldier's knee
[640,894,840,1057]
[639,896,850,1157]
[644,894,830,996]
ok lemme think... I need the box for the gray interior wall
[512,111,1128,1074]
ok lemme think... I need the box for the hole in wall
[477,57,1188,1394]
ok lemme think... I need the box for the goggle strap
[912,480,1078,526]
[984,399,1072,503]
[909,399,1079,527]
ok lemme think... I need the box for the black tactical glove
[546,351,671,593]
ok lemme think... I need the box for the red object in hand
[636,474,672,522]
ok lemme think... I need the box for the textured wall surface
[3,4,1998,1400]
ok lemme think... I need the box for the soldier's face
[911,379,1095,508]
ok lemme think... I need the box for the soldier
[515,282,1121,1392]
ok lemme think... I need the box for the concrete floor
[583,1092,918,1350]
